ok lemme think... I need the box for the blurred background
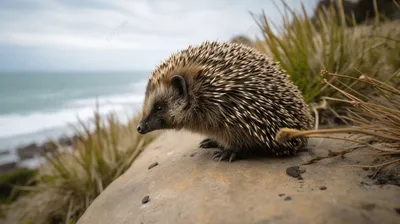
[0,0,319,170]
[0,1,399,223]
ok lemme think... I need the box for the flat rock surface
[78,131,400,224]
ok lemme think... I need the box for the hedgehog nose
[137,123,145,134]
[137,125,143,133]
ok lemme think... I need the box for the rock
[58,135,73,146]
[16,140,59,161]
[142,195,150,204]
[373,168,400,186]
[286,166,302,179]
[16,143,41,160]
[78,131,400,224]
[42,140,58,153]
[319,186,327,191]
[0,161,18,173]
[284,196,292,201]
[0,150,10,156]
[148,162,158,170]
[60,134,83,147]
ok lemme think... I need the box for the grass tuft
[0,169,37,205]
[7,107,157,224]
[252,0,400,104]
[276,70,400,166]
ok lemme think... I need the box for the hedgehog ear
[170,75,189,103]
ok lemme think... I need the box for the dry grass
[276,70,400,166]
[4,1,400,222]
[7,107,158,224]
[252,0,400,104]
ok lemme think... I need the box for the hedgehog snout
[137,121,148,134]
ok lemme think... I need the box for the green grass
[252,0,400,104]
[0,169,37,205]
[7,107,158,224]
[0,169,37,218]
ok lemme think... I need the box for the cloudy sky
[0,0,319,71]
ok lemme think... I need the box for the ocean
[0,71,150,152]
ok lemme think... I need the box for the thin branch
[277,127,400,141]
[344,159,400,168]
[311,99,327,130]
[301,146,363,165]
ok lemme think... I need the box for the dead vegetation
[252,0,400,107]
[276,70,400,169]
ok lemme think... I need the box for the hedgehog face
[137,75,189,134]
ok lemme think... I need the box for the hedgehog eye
[155,105,162,111]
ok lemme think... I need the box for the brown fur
[140,41,314,157]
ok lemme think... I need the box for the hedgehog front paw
[212,149,237,163]
[199,138,220,149]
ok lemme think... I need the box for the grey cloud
[0,0,319,71]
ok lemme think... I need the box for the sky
[0,0,319,72]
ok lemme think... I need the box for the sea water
[0,71,150,152]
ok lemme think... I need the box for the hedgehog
[137,41,314,162]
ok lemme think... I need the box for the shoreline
[0,108,137,173]
[0,129,77,172]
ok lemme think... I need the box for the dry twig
[277,70,400,166]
